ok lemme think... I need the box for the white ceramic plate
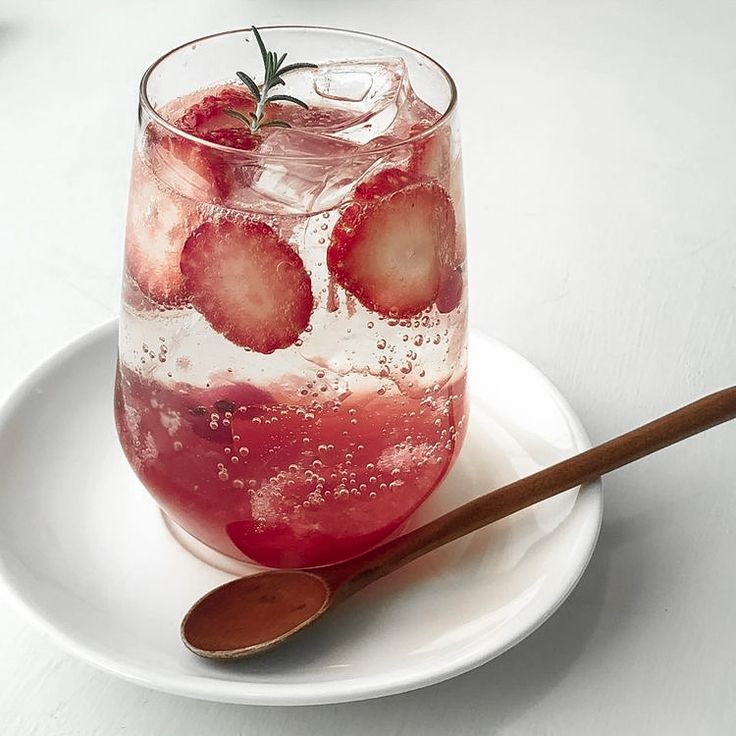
[0,321,601,705]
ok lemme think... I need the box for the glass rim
[139,25,458,163]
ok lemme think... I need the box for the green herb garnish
[225,26,317,132]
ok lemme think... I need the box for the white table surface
[1,0,734,733]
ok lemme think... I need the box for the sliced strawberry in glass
[124,155,198,306]
[180,219,314,353]
[328,179,455,317]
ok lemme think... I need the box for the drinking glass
[114,27,468,569]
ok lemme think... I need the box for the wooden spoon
[182,386,736,659]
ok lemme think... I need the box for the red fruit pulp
[115,366,467,568]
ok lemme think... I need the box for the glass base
[161,510,412,575]
[161,512,263,576]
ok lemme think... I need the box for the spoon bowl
[182,571,332,658]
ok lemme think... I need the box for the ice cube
[250,128,376,212]
[314,68,373,102]
[277,58,410,144]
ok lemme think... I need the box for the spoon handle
[330,386,736,597]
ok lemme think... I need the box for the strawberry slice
[175,86,283,142]
[180,219,313,353]
[125,156,198,305]
[176,87,256,135]
[164,88,261,196]
[328,180,455,318]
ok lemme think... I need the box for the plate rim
[0,319,602,705]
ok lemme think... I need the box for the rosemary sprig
[226,26,317,132]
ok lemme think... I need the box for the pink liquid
[115,365,467,568]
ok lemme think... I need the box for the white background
[1,0,734,733]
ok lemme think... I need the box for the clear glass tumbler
[114,26,468,569]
